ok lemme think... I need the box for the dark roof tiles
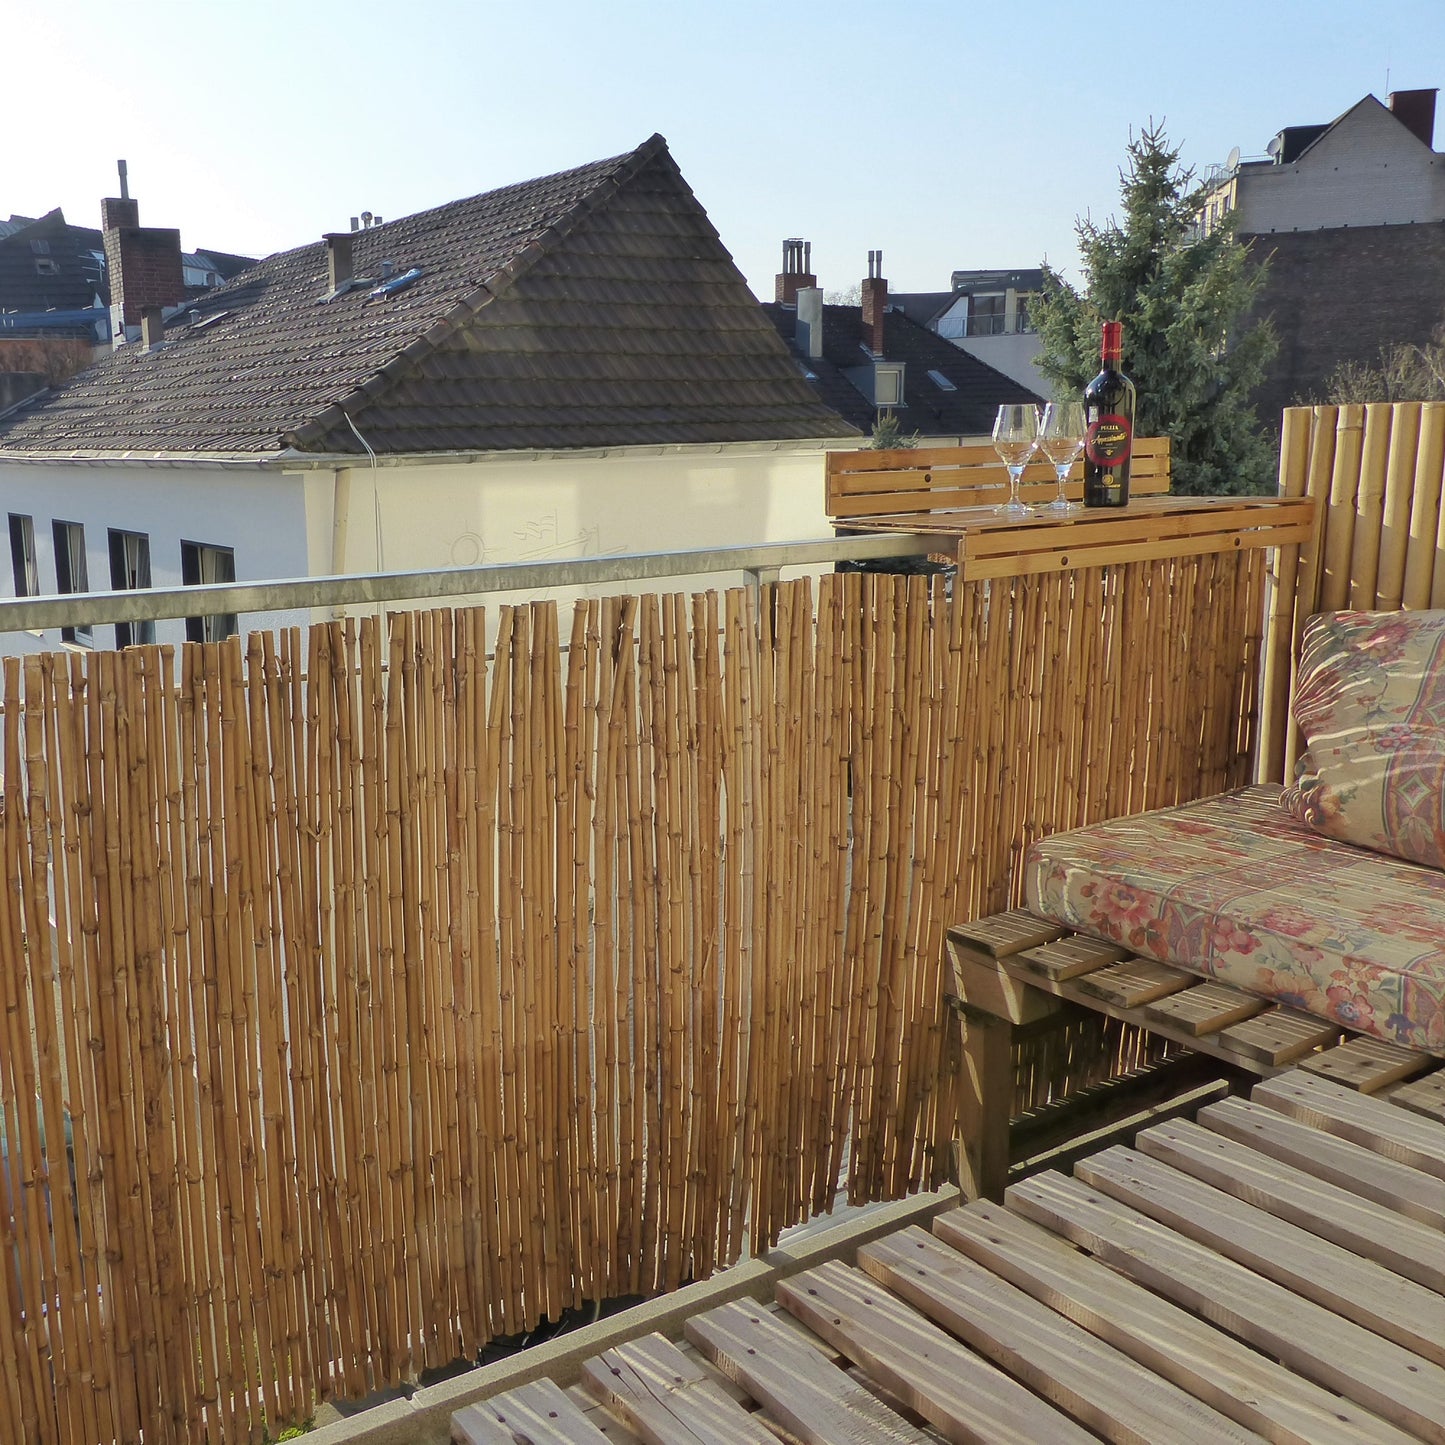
[0,137,855,455]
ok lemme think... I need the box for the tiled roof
[761,301,1043,436]
[0,136,856,455]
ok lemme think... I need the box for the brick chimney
[102,161,184,345]
[1388,88,1438,148]
[861,249,887,355]
[775,237,816,304]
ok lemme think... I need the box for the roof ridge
[284,134,670,450]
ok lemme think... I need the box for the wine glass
[1038,400,1086,513]
[992,404,1040,518]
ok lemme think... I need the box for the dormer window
[874,363,905,407]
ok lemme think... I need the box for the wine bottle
[1082,320,1136,508]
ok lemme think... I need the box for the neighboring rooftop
[762,300,1042,436]
[0,137,856,455]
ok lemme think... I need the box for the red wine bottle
[1082,320,1136,507]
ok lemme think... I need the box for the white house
[0,135,859,654]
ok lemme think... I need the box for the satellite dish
[1226,145,1241,172]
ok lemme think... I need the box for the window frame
[52,520,91,646]
[180,539,238,644]
[108,527,155,648]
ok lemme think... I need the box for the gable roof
[761,301,1044,436]
[0,136,856,455]
[0,210,105,317]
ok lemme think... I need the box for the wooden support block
[1389,1066,1445,1125]
[1073,956,1193,1010]
[1214,1007,1341,1068]
[1300,1036,1433,1092]
[948,911,1066,958]
[582,1334,775,1445]
[1014,934,1128,983]
[1143,982,1264,1036]
[955,1006,1013,1202]
[947,941,1063,1025]
[685,1299,930,1445]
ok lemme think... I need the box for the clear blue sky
[10,0,1445,297]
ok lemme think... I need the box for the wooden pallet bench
[947,909,1444,1203]
[453,1064,1445,1445]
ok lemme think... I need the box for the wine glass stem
[1056,465,1070,504]
[1009,465,1024,507]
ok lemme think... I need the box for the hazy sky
[9,0,1445,298]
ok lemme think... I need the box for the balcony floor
[453,1063,1445,1445]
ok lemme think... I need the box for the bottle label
[1085,414,1132,466]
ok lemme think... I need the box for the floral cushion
[1282,609,1445,870]
[1025,786,1445,1055]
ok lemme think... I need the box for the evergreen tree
[1032,123,1278,496]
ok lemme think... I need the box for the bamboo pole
[1258,405,1313,784]
[1404,402,1445,609]
[1347,403,1394,608]
[1320,404,1366,611]
[1376,402,1422,609]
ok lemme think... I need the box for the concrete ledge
[304,1183,962,1445]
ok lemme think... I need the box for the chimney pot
[140,305,164,350]
[795,286,824,360]
[861,250,888,355]
[325,232,354,291]
[775,236,817,305]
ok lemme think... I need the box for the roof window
[927,369,957,391]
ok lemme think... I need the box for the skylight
[928,369,957,391]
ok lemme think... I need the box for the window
[35,258,60,276]
[181,541,237,643]
[967,293,1007,336]
[52,520,91,646]
[926,369,958,392]
[873,363,905,407]
[29,238,50,255]
[9,514,38,597]
[108,529,154,648]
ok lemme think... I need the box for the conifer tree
[1031,123,1278,495]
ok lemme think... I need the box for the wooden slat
[564,1387,644,1445]
[859,1227,1267,1445]
[1390,1067,1445,1125]
[934,1201,1416,1445]
[1072,957,1193,1009]
[1198,1095,1445,1229]
[1213,1007,1340,1067]
[775,1261,1095,1445]
[1299,1036,1433,1092]
[1014,934,1128,983]
[1130,1117,1445,1293]
[454,1378,616,1445]
[1253,1068,1445,1180]
[685,1299,930,1445]
[1076,1143,1445,1365]
[581,1335,776,1445]
[1144,982,1264,1035]
[947,911,1065,958]
[1007,1170,1445,1443]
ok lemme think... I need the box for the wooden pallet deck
[451,1061,1445,1444]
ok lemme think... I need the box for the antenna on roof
[118,159,129,201]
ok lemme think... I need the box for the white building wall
[0,439,851,655]
[0,461,314,655]
[1236,103,1445,233]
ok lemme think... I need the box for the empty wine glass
[1038,400,1086,513]
[992,404,1040,518]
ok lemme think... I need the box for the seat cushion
[1282,609,1445,870]
[1025,786,1445,1055]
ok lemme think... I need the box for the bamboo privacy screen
[1259,401,1445,782]
[0,558,1264,1444]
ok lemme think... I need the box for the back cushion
[1283,609,1445,870]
